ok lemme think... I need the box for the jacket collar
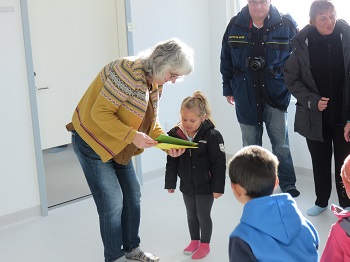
[169,120,215,142]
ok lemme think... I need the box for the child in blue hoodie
[228,146,319,262]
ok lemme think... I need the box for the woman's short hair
[140,38,194,83]
[228,146,278,198]
[309,0,336,24]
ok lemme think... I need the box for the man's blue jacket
[220,4,297,125]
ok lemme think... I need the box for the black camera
[246,56,265,71]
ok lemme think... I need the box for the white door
[28,0,128,149]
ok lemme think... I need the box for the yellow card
[154,134,198,150]
[155,143,198,150]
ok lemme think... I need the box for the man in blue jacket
[220,0,299,197]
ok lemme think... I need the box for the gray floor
[0,165,339,262]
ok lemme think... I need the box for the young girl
[165,91,226,259]
[321,154,350,261]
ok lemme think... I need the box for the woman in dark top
[285,0,350,216]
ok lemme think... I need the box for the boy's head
[341,154,350,199]
[228,146,279,202]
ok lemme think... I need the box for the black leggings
[307,124,350,208]
[182,193,214,243]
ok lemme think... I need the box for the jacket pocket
[294,104,312,133]
[231,75,252,108]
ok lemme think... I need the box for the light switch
[127,22,135,32]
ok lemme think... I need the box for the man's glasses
[248,0,269,6]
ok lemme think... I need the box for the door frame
[20,0,48,217]
[20,0,136,216]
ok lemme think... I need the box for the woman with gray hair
[285,0,350,217]
[66,38,194,262]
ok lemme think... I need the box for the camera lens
[250,61,261,71]
[248,56,265,71]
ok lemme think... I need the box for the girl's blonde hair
[181,91,215,126]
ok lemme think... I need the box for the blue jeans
[239,104,297,192]
[72,131,141,262]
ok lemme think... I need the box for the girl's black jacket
[164,120,226,195]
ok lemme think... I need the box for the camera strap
[247,18,268,58]
[248,18,281,122]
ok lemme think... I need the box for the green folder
[155,134,198,149]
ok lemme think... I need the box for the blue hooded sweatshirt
[229,194,319,262]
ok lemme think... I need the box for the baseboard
[141,161,314,183]
[294,166,313,180]
[0,167,315,228]
[0,206,41,228]
[142,167,166,184]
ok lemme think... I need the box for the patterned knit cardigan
[69,57,164,162]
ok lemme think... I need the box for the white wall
[209,0,243,158]
[129,0,213,173]
[0,0,312,223]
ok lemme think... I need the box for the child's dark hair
[228,146,278,198]
[181,90,215,125]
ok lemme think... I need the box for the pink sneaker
[183,240,200,255]
[191,243,210,259]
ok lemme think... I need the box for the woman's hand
[168,148,185,157]
[167,189,175,193]
[132,132,158,149]
[213,193,223,199]
[318,97,329,111]
[344,123,350,142]
[226,96,235,105]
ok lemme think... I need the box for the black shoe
[286,188,300,198]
